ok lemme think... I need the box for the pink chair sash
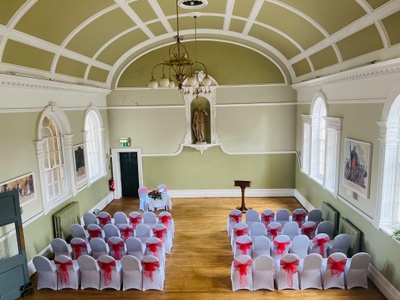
[88,228,102,239]
[301,223,317,238]
[72,242,87,259]
[146,241,163,259]
[98,260,116,286]
[312,236,330,256]
[273,239,291,255]
[293,212,306,226]
[233,227,249,237]
[55,259,73,286]
[142,261,160,282]
[267,225,282,239]
[98,215,111,226]
[120,227,133,241]
[229,214,241,224]
[327,257,347,277]
[153,228,167,243]
[108,240,125,260]
[261,212,274,226]
[159,215,172,229]
[233,258,252,288]
[236,241,252,255]
[280,259,299,287]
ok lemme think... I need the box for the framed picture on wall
[0,172,36,205]
[343,138,372,199]
[73,143,87,189]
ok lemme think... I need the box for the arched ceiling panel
[309,46,338,71]
[14,0,114,46]
[256,2,325,49]
[279,0,366,35]
[228,18,246,34]
[382,11,400,46]
[88,66,109,83]
[128,1,158,23]
[147,21,169,37]
[96,29,149,65]
[232,0,255,18]
[0,0,25,25]
[249,24,301,59]
[117,41,284,87]
[168,15,224,32]
[66,8,135,57]
[292,58,311,77]
[337,24,384,61]
[366,0,391,9]
[56,56,87,78]
[3,40,53,71]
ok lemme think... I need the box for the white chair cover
[271,235,291,261]
[97,211,114,228]
[32,255,57,290]
[234,235,253,258]
[290,234,310,259]
[143,211,158,230]
[119,223,134,241]
[70,237,91,259]
[153,223,173,254]
[309,233,330,258]
[126,236,145,261]
[316,220,334,239]
[138,186,150,212]
[157,184,172,210]
[299,253,323,290]
[253,255,274,291]
[98,255,122,290]
[322,252,347,289]
[328,233,351,256]
[128,211,143,230]
[144,237,166,268]
[245,209,260,228]
[134,224,153,250]
[231,255,253,291]
[142,255,165,291]
[70,223,89,241]
[113,211,129,227]
[83,212,98,228]
[266,222,283,241]
[275,208,290,226]
[158,211,175,238]
[89,237,110,259]
[86,223,105,240]
[260,209,275,228]
[252,236,271,259]
[227,209,242,236]
[77,254,100,290]
[54,254,80,290]
[107,236,127,260]
[282,221,300,240]
[250,222,266,240]
[292,208,307,226]
[306,208,323,225]
[103,223,121,241]
[301,220,317,239]
[121,255,143,291]
[345,252,371,289]
[275,253,300,290]
[231,222,249,249]
[51,238,72,257]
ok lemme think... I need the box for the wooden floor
[24,197,387,300]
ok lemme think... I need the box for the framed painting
[343,138,372,199]
[73,143,87,189]
[0,172,36,205]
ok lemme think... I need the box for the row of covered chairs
[228,208,323,236]
[33,254,164,291]
[231,251,371,291]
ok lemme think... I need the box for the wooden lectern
[234,180,252,213]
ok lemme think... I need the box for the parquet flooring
[23,196,387,299]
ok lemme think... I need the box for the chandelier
[148,0,211,92]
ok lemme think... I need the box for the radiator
[53,201,80,241]
[321,201,340,236]
[338,217,362,257]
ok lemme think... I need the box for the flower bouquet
[148,189,163,200]
[392,226,400,241]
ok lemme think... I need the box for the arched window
[301,93,342,194]
[84,107,105,184]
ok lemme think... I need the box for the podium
[234,180,252,213]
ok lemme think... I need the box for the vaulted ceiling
[0,0,399,89]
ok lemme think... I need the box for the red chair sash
[229,214,241,224]
[142,261,160,282]
[273,240,290,255]
[98,215,111,226]
[55,260,73,286]
[312,236,330,256]
[72,242,87,259]
[108,240,125,260]
[98,261,116,286]
[327,257,347,277]
[236,241,252,255]
[293,212,306,226]
[120,227,133,241]
[233,227,249,237]
[88,228,102,239]
[261,212,274,226]
[233,259,252,288]
[159,215,172,229]
[267,225,282,239]
[153,228,167,243]
[129,215,142,226]
[301,224,317,238]
[280,259,299,287]
[146,241,163,258]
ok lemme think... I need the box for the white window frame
[83,106,106,185]
[35,103,74,214]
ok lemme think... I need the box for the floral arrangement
[392,226,400,241]
[148,189,163,200]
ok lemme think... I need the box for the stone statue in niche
[192,105,208,144]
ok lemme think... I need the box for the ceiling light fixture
[148,0,211,91]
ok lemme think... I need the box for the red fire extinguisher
[109,179,115,191]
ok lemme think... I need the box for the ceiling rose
[179,0,208,10]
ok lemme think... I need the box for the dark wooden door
[0,190,31,299]
[119,152,139,197]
